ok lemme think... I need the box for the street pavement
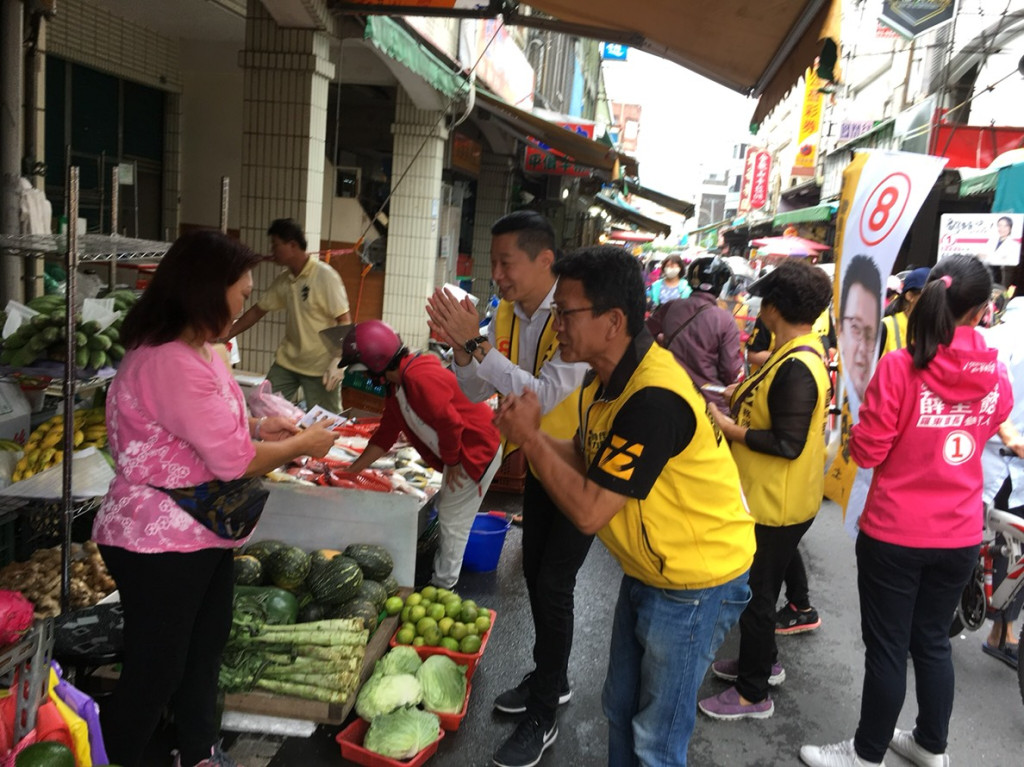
[236,493,1023,766]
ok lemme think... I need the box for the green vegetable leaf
[415,654,466,715]
[362,707,439,760]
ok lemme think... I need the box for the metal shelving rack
[0,166,169,611]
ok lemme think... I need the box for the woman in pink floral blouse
[93,230,336,767]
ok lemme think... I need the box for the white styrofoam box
[0,384,31,445]
[252,482,421,587]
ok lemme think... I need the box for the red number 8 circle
[859,172,910,246]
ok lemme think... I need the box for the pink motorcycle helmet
[338,320,406,376]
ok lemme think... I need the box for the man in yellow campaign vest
[494,245,754,767]
[427,211,590,767]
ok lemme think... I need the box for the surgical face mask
[663,267,681,279]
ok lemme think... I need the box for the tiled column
[382,91,447,351]
[237,0,334,373]
[468,153,514,309]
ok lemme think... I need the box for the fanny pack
[152,477,269,540]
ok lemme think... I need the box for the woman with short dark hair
[94,230,337,767]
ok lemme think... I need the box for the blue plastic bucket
[462,513,511,573]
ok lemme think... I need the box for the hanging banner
[793,68,824,173]
[938,213,1023,266]
[738,147,771,214]
[824,150,947,536]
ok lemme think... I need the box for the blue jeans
[603,571,751,767]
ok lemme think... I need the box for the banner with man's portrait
[824,150,948,536]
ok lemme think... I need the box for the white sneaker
[800,739,885,767]
[888,729,949,767]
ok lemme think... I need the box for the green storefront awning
[773,203,837,227]
[364,17,466,101]
[959,169,999,198]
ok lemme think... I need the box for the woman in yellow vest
[879,266,929,356]
[698,259,833,721]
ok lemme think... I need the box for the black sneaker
[493,715,558,767]
[775,602,822,635]
[493,672,572,714]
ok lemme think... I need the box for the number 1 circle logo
[942,430,975,466]
[859,172,911,246]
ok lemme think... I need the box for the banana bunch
[12,408,107,482]
[0,439,23,453]
[0,292,130,371]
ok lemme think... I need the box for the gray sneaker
[494,672,571,714]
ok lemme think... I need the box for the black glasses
[550,304,595,323]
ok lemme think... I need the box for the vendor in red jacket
[340,321,502,588]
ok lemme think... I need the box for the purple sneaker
[698,687,774,720]
[711,658,786,686]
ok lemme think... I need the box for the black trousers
[736,518,814,703]
[783,548,811,610]
[853,533,977,764]
[99,545,235,767]
[521,470,594,723]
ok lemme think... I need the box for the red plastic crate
[336,718,444,766]
[388,610,496,681]
[434,680,471,732]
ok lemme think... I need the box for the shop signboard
[523,122,596,178]
[461,19,535,109]
[600,42,629,61]
[938,213,1023,266]
[738,147,771,213]
[451,132,482,176]
[793,68,824,175]
[879,0,958,39]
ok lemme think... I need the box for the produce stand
[222,589,410,726]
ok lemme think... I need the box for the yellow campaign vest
[580,343,755,589]
[729,332,831,527]
[881,311,908,355]
[492,300,580,454]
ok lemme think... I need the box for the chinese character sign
[794,68,824,171]
[823,150,947,537]
[739,147,771,213]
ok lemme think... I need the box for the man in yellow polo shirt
[229,218,351,411]
[496,244,754,767]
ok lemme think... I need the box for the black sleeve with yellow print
[586,387,697,500]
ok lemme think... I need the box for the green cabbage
[362,707,440,759]
[376,646,423,677]
[415,654,467,714]
[355,672,422,720]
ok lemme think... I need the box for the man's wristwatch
[463,335,488,355]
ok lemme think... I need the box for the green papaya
[88,350,108,370]
[87,334,112,351]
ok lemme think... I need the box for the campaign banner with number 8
[824,150,947,538]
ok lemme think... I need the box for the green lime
[449,622,468,641]
[464,623,478,637]
[427,602,446,622]
[385,596,404,616]
[412,636,425,647]
[440,637,460,652]
[459,634,482,654]
[409,605,426,623]
[400,606,412,623]
[420,585,438,601]
[475,614,491,634]
[438,617,454,636]
[421,624,443,646]
[396,627,415,644]
[444,599,462,618]
[460,605,478,623]
[405,593,422,607]
[415,616,438,636]
[436,588,454,600]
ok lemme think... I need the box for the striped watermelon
[307,555,363,605]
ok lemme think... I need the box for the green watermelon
[343,543,394,581]
[307,548,343,580]
[330,598,380,632]
[356,579,388,611]
[381,574,400,597]
[233,555,264,586]
[266,545,311,590]
[243,539,287,566]
[307,555,363,605]
[15,742,75,767]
